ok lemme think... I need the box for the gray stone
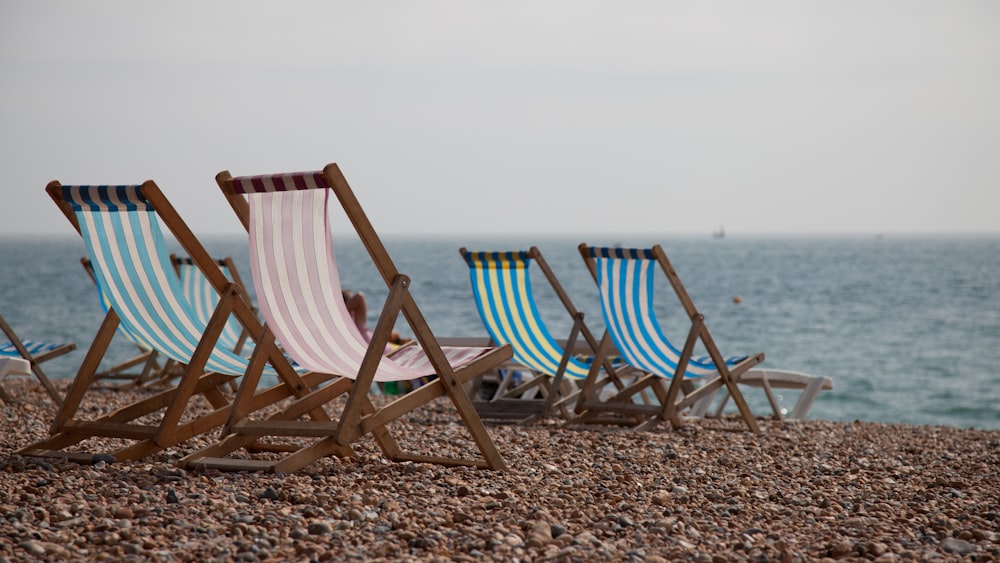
[940,537,973,555]
[19,541,45,557]
[307,521,332,535]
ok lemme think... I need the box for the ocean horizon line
[3,231,1000,241]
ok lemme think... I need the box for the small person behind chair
[342,289,417,395]
[342,290,411,348]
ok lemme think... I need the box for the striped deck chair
[460,247,627,422]
[180,164,512,473]
[570,244,764,432]
[0,312,74,404]
[20,181,331,464]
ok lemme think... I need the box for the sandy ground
[0,378,998,562]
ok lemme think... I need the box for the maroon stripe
[231,171,329,193]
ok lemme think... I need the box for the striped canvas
[87,264,158,352]
[231,172,328,194]
[590,247,747,379]
[60,186,278,377]
[241,174,487,382]
[0,340,63,357]
[175,258,252,355]
[463,251,592,380]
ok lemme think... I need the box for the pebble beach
[1,379,998,562]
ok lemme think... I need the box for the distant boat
[712,227,725,239]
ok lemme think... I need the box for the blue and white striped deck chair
[573,244,764,432]
[20,180,330,464]
[173,255,254,357]
[0,312,75,404]
[461,247,624,422]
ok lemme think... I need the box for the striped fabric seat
[85,261,158,351]
[589,246,747,379]
[60,185,277,378]
[0,340,66,357]
[236,174,489,382]
[81,256,172,386]
[174,257,253,355]
[462,250,592,380]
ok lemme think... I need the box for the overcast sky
[2,1,998,237]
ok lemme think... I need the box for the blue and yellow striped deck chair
[572,244,764,432]
[461,246,624,422]
[20,180,331,464]
[0,312,75,404]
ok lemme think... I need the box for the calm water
[1,234,998,430]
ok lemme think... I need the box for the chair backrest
[224,171,434,382]
[53,184,268,377]
[173,256,250,353]
[461,250,592,380]
[585,246,722,378]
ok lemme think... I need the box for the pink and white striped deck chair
[181,163,512,473]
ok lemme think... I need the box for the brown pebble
[112,506,133,519]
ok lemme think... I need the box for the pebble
[940,537,974,555]
[258,487,279,501]
[0,380,997,561]
[18,541,45,557]
[306,521,331,535]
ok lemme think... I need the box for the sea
[1,233,998,431]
